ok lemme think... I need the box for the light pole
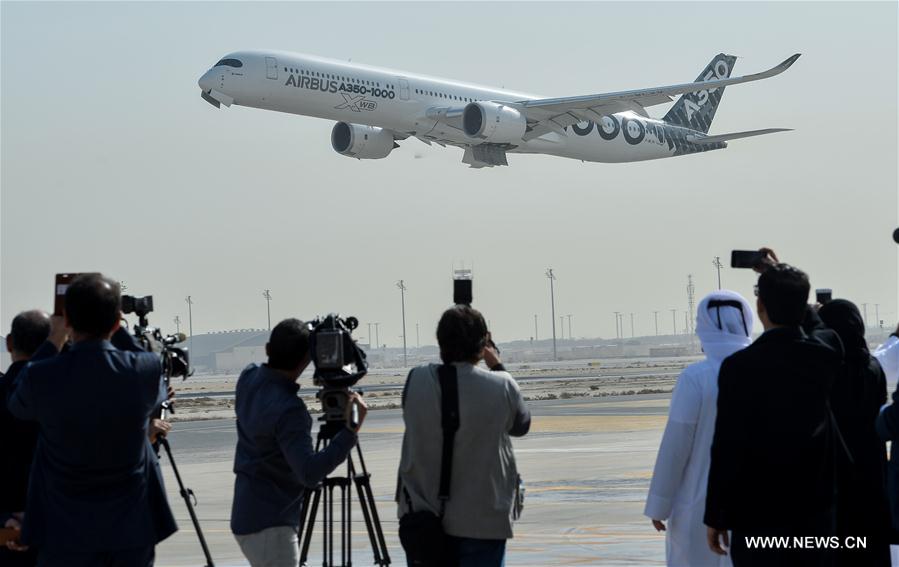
[560,316,565,340]
[613,312,621,339]
[262,289,272,331]
[862,303,869,328]
[534,314,539,341]
[653,311,659,336]
[546,268,557,360]
[185,296,194,357]
[566,314,573,341]
[173,315,181,334]
[397,280,408,367]
[374,322,380,350]
[670,308,677,335]
[713,256,723,289]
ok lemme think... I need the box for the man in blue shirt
[7,273,177,566]
[231,318,366,566]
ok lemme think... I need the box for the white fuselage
[198,50,716,163]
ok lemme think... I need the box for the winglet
[779,53,802,71]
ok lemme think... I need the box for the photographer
[704,264,843,566]
[6,273,177,566]
[230,318,366,567]
[397,305,530,567]
[0,311,66,565]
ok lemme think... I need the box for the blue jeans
[449,536,506,567]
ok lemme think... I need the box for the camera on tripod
[121,293,213,565]
[122,294,190,380]
[307,314,368,429]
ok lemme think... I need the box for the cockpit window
[214,58,243,68]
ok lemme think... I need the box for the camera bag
[398,364,460,567]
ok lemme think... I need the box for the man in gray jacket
[397,305,530,567]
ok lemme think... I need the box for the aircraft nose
[198,69,216,91]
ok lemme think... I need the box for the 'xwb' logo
[335,94,377,112]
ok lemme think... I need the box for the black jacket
[0,341,58,517]
[820,300,891,565]
[6,331,177,552]
[705,326,843,533]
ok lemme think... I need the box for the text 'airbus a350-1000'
[198,51,800,168]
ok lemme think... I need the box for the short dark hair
[9,310,51,356]
[437,305,488,364]
[757,263,810,326]
[65,273,121,337]
[267,318,310,370]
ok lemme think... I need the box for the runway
[156,394,671,566]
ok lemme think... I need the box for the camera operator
[230,318,367,567]
[6,273,177,566]
[397,305,530,567]
[704,263,844,566]
[0,311,67,564]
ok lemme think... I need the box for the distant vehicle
[198,51,800,168]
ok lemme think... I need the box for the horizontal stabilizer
[685,128,792,144]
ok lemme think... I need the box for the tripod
[298,420,391,567]
[157,399,216,567]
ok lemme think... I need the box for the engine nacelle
[331,122,397,159]
[462,102,526,144]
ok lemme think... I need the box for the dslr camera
[122,295,190,381]
[307,314,368,428]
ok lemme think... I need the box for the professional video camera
[307,313,368,428]
[299,314,390,567]
[122,295,190,380]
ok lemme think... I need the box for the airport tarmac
[156,393,671,566]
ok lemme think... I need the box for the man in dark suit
[7,274,177,566]
[1,310,67,565]
[705,264,843,566]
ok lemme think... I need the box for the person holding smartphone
[230,318,367,567]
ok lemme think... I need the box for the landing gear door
[398,78,410,101]
[266,57,278,80]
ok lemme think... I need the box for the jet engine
[331,122,398,159]
[462,102,526,144]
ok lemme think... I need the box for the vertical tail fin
[663,53,737,133]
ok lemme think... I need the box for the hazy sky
[2,1,897,346]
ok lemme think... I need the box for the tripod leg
[351,445,391,566]
[341,476,349,567]
[160,438,216,567]
[299,488,321,566]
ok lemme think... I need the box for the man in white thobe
[645,290,753,567]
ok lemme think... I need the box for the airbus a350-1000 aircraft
[198,51,800,168]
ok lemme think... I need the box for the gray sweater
[397,362,530,539]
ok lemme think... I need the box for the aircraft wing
[514,53,800,141]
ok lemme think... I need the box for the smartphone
[731,250,764,269]
[816,289,833,305]
[453,269,473,305]
[54,273,82,316]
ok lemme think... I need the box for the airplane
[198,50,800,168]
